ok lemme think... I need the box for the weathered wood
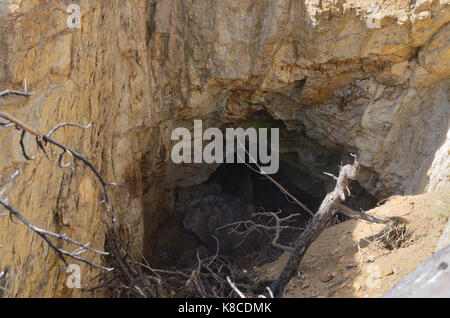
[0,111,42,137]
[336,203,387,224]
[383,244,450,298]
[271,160,360,297]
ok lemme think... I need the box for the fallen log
[336,203,387,224]
[271,159,360,297]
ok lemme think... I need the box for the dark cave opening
[149,111,380,269]
[207,159,378,253]
[209,161,319,226]
[155,155,379,269]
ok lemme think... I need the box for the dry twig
[0,171,111,270]
[0,80,115,276]
[219,210,302,252]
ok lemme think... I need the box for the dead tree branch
[218,210,303,252]
[261,173,314,217]
[0,79,33,98]
[227,276,246,298]
[271,159,361,297]
[88,225,164,298]
[0,170,19,188]
[41,134,117,213]
[0,171,112,271]
[236,140,314,217]
[0,81,116,276]
[323,171,386,224]
[0,111,116,215]
[335,202,387,224]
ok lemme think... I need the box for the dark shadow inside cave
[211,162,320,213]
[153,156,379,269]
[148,113,380,269]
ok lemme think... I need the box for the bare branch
[0,196,112,271]
[323,171,338,180]
[42,135,117,213]
[57,149,71,168]
[0,111,41,137]
[46,123,92,139]
[218,210,302,252]
[0,82,116,273]
[0,79,33,98]
[0,170,19,188]
[271,158,361,297]
[0,169,111,270]
[0,120,14,127]
[227,276,246,298]
[236,140,314,217]
[335,202,387,224]
[0,109,117,216]
[20,130,35,161]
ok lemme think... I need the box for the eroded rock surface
[0,0,448,297]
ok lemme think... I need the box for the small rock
[353,281,362,292]
[319,270,334,282]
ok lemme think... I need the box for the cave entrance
[167,160,318,269]
[149,119,379,269]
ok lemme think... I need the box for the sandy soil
[255,189,450,298]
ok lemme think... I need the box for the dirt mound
[256,189,450,297]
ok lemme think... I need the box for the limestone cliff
[0,0,448,297]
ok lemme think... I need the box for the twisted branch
[0,171,112,271]
[271,158,361,297]
[0,80,116,276]
[218,210,303,252]
[0,111,117,214]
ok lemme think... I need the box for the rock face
[0,0,448,297]
[427,125,450,192]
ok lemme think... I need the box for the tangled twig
[0,171,112,271]
[0,80,116,277]
[0,111,117,215]
[218,210,303,252]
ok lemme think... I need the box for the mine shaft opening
[151,138,379,270]
[146,109,380,269]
